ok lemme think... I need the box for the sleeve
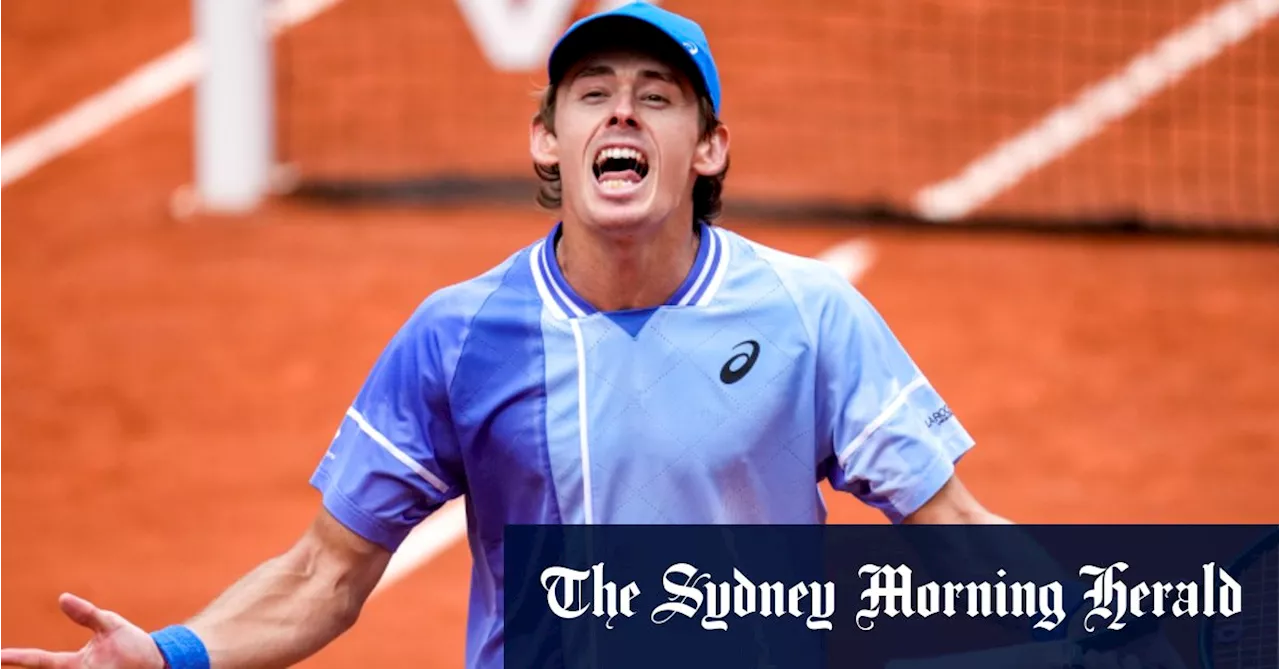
[309,298,466,552]
[816,278,975,524]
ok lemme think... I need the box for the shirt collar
[530,220,730,320]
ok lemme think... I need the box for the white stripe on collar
[530,224,733,318]
[529,240,571,321]
[694,227,732,307]
[676,224,720,306]
[539,240,589,318]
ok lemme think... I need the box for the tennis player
[0,4,1179,669]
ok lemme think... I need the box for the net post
[192,0,274,213]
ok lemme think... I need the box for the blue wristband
[149,625,211,669]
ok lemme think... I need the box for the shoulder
[410,240,540,325]
[716,226,872,319]
[390,241,540,371]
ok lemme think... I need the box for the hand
[1,593,166,669]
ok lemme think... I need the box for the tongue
[598,169,642,183]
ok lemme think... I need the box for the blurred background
[2,0,1276,665]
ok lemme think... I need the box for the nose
[608,94,639,129]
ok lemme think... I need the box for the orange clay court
[2,1,1276,667]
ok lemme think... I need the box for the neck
[556,214,701,312]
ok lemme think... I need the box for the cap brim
[548,15,710,100]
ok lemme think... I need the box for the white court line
[816,239,876,285]
[0,0,343,188]
[914,0,1280,221]
[0,44,200,187]
[365,239,878,593]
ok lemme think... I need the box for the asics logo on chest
[720,340,760,384]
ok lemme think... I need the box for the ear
[530,116,559,169]
[692,123,730,176]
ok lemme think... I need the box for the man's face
[532,48,727,232]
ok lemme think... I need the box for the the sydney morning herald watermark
[537,561,1243,633]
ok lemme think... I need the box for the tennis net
[274,0,1279,235]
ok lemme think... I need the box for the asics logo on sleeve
[720,340,760,384]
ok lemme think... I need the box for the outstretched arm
[898,474,1187,668]
[902,474,1011,525]
[2,507,391,669]
[185,507,391,667]
[3,287,469,669]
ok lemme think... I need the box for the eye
[582,90,607,101]
[643,93,669,104]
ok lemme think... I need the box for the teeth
[595,147,646,166]
[600,179,631,190]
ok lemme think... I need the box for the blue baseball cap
[547,2,722,115]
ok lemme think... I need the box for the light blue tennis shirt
[310,221,975,668]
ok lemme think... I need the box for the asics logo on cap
[683,41,699,55]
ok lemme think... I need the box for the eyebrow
[569,64,677,85]
[571,64,615,82]
[640,69,676,83]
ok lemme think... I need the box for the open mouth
[591,146,649,191]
